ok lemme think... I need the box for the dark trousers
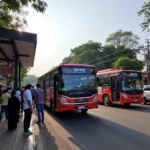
[24,108,32,132]
[0,105,8,121]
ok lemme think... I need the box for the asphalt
[44,104,150,150]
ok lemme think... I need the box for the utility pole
[145,39,150,84]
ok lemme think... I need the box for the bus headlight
[122,93,128,99]
[93,95,98,102]
[60,98,68,104]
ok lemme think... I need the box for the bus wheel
[81,109,88,114]
[142,97,147,105]
[103,95,110,106]
[51,104,57,115]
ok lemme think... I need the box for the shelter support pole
[14,56,19,89]
[19,63,21,88]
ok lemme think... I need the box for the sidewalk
[0,110,72,150]
[0,112,35,150]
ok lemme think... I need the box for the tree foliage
[23,74,37,85]
[0,0,47,13]
[0,4,28,30]
[63,30,142,71]
[0,0,47,30]
[138,0,150,31]
[106,29,140,49]
[114,57,144,70]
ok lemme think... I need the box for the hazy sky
[26,0,149,77]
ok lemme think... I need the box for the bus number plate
[134,100,138,102]
[78,106,85,110]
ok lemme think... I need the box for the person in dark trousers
[7,90,20,131]
[23,84,33,136]
[35,84,44,124]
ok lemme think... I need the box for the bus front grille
[74,100,89,104]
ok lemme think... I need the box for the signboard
[61,67,95,74]
[122,72,141,77]
[1,67,13,75]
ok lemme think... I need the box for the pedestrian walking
[8,90,20,130]
[0,89,11,121]
[35,84,44,124]
[23,84,33,136]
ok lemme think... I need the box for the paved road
[43,104,150,150]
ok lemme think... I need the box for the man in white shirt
[23,84,33,136]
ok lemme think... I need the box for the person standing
[23,84,33,136]
[8,87,12,95]
[35,84,44,124]
[8,90,20,130]
[20,86,26,113]
[31,86,36,101]
[0,89,11,121]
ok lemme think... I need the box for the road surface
[41,104,150,150]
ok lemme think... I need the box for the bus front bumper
[57,101,98,112]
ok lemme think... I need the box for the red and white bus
[97,68,143,106]
[38,63,98,114]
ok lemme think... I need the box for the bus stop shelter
[0,28,37,89]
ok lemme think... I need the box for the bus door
[43,77,46,91]
[111,76,120,101]
[54,73,59,109]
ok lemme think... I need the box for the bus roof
[97,68,141,75]
[39,63,95,78]
[59,63,95,67]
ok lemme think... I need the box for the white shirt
[23,89,32,110]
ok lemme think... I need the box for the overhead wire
[84,48,137,64]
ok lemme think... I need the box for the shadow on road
[99,103,150,113]
[45,108,150,150]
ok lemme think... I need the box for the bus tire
[50,99,57,115]
[103,95,111,106]
[142,97,147,105]
[81,109,88,114]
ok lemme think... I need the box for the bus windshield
[59,74,97,91]
[122,77,142,91]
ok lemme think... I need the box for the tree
[23,74,37,85]
[0,0,47,30]
[106,29,140,50]
[138,0,150,31]
[114,57,144,70]
[63,41,106,70]
[0,0,47,13]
